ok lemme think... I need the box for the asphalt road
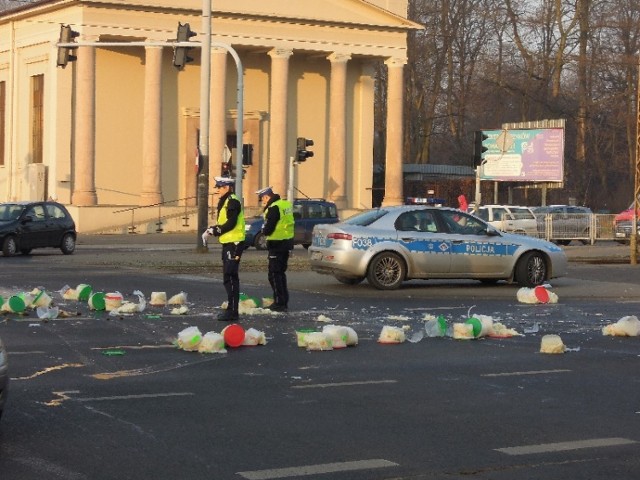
[0,236,639,480]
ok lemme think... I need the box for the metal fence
[497,213,620,244]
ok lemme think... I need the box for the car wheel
[2,236,18,256]
[556,240,571,246]
[367,252,405,290]
[60,233,76,255]
[254,233,267,250]
[515,251,547,287]
[302,243,311,249]
[20,248,33,255]
[334,275,365,285]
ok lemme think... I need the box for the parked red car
[614,202,640,244]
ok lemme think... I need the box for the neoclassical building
[0,0,419,232]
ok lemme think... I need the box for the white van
[475,205,538,236]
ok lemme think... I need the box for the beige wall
[0,0,417,231]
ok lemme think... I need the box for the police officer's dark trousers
[268,249,289,307]
[222,243,242,314]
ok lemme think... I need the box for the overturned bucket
[89,292,106,311]
[222,324,245,348]
[76,284,92,301]
[105,292,123,311]
[5,295,26,313]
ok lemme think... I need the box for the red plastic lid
[534,285,550,303]
[223,324,245,347]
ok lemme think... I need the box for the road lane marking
[92,356,222,380]
[44,390,193,407]
[237,459,398,479]
[291,380,397,389]
[482,369,572,377]
[496,437,637,455]
[91,344,176,351]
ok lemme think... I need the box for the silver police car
[308,205,568,290]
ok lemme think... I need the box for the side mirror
[22,215,34,224]
[485,227,501,236]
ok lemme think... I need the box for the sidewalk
[77,232,638,264]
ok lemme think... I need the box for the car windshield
[0,204,25,221]
[344,208,389,226]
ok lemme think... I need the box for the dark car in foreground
[0,201,77,256]
[245,198,339,250]
[0,335,7,420]
[309,205,568,290]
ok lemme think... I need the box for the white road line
[496,437,637,455]
[482,369,572,377]
[237,459,398,479]
[74,392,194,402]
[291,379,397,389]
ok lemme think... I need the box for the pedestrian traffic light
[296,137,314,162]
[173,22,197,69]
[473,130,489,166]
[56,24,80,68]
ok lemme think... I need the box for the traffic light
[173,22,197,69]
[473,130,489,166]
[242,144,253,166]
[220,161,246,179]
[296,137,314,162]
[56,24,80,68]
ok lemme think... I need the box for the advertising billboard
[479,128,564,182]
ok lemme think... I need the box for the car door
[437,210,517,276]
[394,210,451,275]
[20,204,50,248]
[45,203,70,245]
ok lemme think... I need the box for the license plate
[311,251,323,261]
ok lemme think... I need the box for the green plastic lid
[89,292,106,311]
[8,295,26,313]
[77,284,92,301]
[465,317,482,337]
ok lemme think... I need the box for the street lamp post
[196,0,212,252]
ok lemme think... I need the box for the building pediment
[83,0,421,30]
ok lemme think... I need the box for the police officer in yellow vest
[256,186,294,312]
[207,176,245,321]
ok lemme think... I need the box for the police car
[308,205,568,290]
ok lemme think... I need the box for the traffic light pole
[197,0,212,252]
[287,156,296,201]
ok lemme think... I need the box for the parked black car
[245,198,339,250]
[0,201,77,256]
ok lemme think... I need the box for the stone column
[382,57,406,206]
[210,47,228,185]
[327,53,351,209]
[71,43,97,205]
[140,44,163,205]
[267,48,292,195]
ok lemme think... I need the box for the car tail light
[327,233,352,241]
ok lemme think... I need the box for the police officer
[256,186,294,312]
[206,176,245,321]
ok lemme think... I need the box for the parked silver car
[533,205,593,245]
[0,335,7,420]
[309,206,568,290]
